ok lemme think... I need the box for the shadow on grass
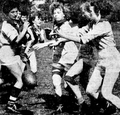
[20,110,34,115]
[38,94,80,114]
[5,109,34,115]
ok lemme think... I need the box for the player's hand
[54,29,63,37]
[23,21,30,30]
[101,32,109,37]
[32,43,47,50]
[48,40,60,47]
[49,32,57,36]
[49,32,59,40]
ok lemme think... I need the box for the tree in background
[1,0,120,23]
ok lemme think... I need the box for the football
[22,69,37,88]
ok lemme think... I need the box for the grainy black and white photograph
[0,0,120,115]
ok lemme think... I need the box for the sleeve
[74,25,89,43]
[80,21,111,44]
[2,22,18,41]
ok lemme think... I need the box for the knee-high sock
[8,86,21,102]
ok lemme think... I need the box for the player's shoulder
[62,21,70,27]
[60,21,71,31]
[2,21,14,31]
[99,19,110,25]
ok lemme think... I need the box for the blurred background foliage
[0,0,120,23]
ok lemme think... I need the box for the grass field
[0,22,120,115]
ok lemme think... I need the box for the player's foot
[102,101,116,115]
[6,102,21,114]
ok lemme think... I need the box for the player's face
[34,16,42,26]
[21,15,28,23]
[8,8,19,20]
[16,11,21,21]
[53,8,65,22]
[82,9,91,20]
[82,6,97,21]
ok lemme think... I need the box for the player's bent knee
[64,76,77,85]
[86,86,92,95]
[101,88,111,100]
[86,87,98,98]
[52,74,62,86]
[52,68,64,77]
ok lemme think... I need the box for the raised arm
[56,25,89,43]
[57,21,110,44]
[80,21,111,44]
[24,27,35,54]
[16,21,30,43]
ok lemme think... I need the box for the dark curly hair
[2,0,19,15]
[49,2,70,20]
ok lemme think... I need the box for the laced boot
[87,94,102,115]
[77,99,91,115]
[95,93,116,115]
[102,101,116,115]
[54,94,64,113]
[6,101,21,114]
[74,97,87,115]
